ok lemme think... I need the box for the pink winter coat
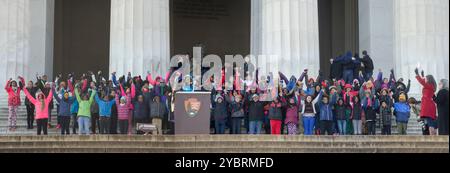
[23,87,53,120]
[5,81,21,106]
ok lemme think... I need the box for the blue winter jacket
[52,88,74,116]
[94,94,116,117]
[317,91,337,121]
[394,102,411,123]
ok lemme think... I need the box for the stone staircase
[0,135,447,153]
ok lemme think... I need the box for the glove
[414,68,419,76]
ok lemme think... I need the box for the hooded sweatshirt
[52,87,74,116]
[95,94,116,117]
[75,89,96,117]
[23,88,53,120]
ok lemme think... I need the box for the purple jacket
[284,95,301,124]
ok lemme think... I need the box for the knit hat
[120,96,126,102]
[35,89,43,98]
[329,85,337,91]
[344,84,352,89]
[215,95,224,102]
[321,81,328,88]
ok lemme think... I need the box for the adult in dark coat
[109,95,119,134]
[25,81,38,129]
[434,79,449,135]
[330,56,343,81]
[352,53,363,81]
[361,50,374,81]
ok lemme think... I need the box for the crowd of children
[3,51,449,136]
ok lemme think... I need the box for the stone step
[1,135,447,142]
[0,141,447,149]
[0,147,447,153]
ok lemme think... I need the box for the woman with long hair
[20,77,53,135]
[415,68,437,135]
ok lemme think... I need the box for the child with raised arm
[75,86,96,135]
[21,77,53,135]
[5,77,22,131]
[52,83,74,135]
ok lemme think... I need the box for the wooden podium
[174,92,211,134]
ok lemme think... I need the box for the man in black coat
[361,50,374,81]
[329,56,343,81]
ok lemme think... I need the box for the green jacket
[75,89,96,117]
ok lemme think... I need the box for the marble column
[359,0,395,75]
[0,0,54,88]
[251,0,320,78]
[394,0,449,95]
[110,0,170,77]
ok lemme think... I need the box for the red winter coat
[416,76,437,120]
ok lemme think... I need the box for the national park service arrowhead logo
[185,98,201,118]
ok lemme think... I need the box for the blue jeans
[352,120,362,135]
[364,71,373,81]
[343,70,354,84]
[248,121,262,135]
[337,120,347,135]
[303,116,315,135]
[231,118,242,134]
[215,120,226,134]
[78,116,91,135]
